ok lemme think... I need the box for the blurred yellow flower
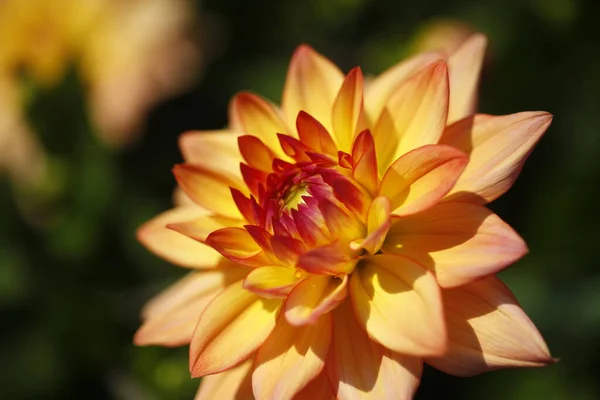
[136,31,553,399]
[408,19,476,56]
[0,0,200,185]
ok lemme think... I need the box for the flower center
[282,183,308,211]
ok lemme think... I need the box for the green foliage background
[1,0,599,398]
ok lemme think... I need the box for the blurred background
[0,0,598,399]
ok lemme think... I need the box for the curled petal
[206,227,269,267]
[253,314,332,399]
[329,177,369,219]
[136,206,221,268]
[278,133,311,163]
[383,201,527,288]
[229,92,289,155]
[379,144,468,216]
[426,276,554,376]
[296,111,337,156]
[297,242,354,275]
[285,274,348,326]
[179,130,243,180]
[371,108,397,174]
[447,33,488,123]
[350,254,446,356]
[240,163,269,197]
[173,164,245,219]
[282,45,344,135]
[195,360,253,400]
[135,266,247,346]
[190,281,281,376]
[238,135,277,172]
[374,60,449,163]
[332,67,366,152]
[351,130,379,196]
[353,196,391,255]
[441,112,552,203]
[230,188,259,225]
[243,266,302,298]
[167,215,245,243]
[270,235,307,266]
[319,199,365,244]
[292,208,330,247]
[327,301,423,400]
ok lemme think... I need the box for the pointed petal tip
[347,66,364,77]
[132,329,149,347]
[431,58,449,71]
[464,32,488,48]
[531,111,554,127]
[294,44,317,56]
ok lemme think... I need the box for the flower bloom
[136,33,553,399]
[0,0,200,186]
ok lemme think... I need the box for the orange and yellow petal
[426,276,554,376]
[379,144,468,216]
[327,301,422,400]
[351,130,379,197]
[178,130,244,180]
[285,274,348,326]
[331,67,366,153]
[206,227,271,267]
[282,45,344,135]
[229,92,290,156]
[373,60,449,165]
[135,265,247,346]
[364,51,442,124]
[194,360,253,400]
[441,112,552,203]
[136,206,221,268]
[350,254,446,357]
[355,196,391,255]
[243,266,302,298]
[167,214,245,243]
[252,314,332,399]
[383,201,527,288]
[173,164,246,219]
[189,280,281,376]
[447,34,487,123]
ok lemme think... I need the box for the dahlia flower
[136,33,553,399]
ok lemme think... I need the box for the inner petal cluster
[230,112,381,294]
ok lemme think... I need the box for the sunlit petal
[135,266,247,346]
[253,314,332,399]
[441,112,552,203]
[285,274,348,326]
[383,201,527,288]
[374,61,449,162]
[282,45,344,134]
[447,33,487,123]
[136,206,221,268]
[327,301,422,400]
[379,144,468,216]
[332,67,366,152]
[426,276,554,376]
[179,130,243,180]
[349,254,446,356]
[195,360,253,400]
[173,164,246,219]
[189,281,281,376]
[229,92,290,155]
